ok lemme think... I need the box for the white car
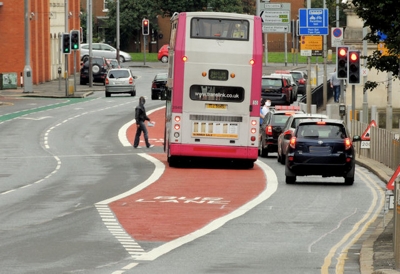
[80,43,132,63]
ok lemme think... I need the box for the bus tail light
[250,136,256,141]
[249,59,255,65]
[230,73,236,78]
[251,120,257,126]
[251,128,256,134]
[174,116,181,122]
[174,124,180,130]
[289,137,296,149]
[182,56,188,62]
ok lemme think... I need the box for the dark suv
[80,57,110,85]
[261,75,292,105]
[285,119,361,185]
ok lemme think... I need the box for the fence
[351,121,400,171]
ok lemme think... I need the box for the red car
[157,44,169,63]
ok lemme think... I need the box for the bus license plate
[206,104,227,109]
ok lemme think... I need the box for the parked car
[271,73,298,103]
[80,56,110,85]
[285,119,361,185]
[80,43,132,63]
[290,70,308,95]
[158,44,169,63]
[261,75,293,106]
[106,58,120,69]
[277,113,328,164]
[105,68,136,97]
[151,72,168,100]
[259,105,303,157]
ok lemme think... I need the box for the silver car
[105,68,136,97]
[80,43,132,63]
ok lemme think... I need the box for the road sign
[299,8,329,35]
[260,3,291,34]
[387,164,400,191]
[361,120,377,141]
[331,27,343,47]
[300,35,322,50]
[300,50,312,56]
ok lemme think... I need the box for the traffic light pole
[64,0,69,97]
[143,35,147,66]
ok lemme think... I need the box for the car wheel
[151,92,158,100]
[344,177,354,185]
[118,56,125,63]
[277,153,281,163]
[92,64,101,75]
[79,78,86,85]
[161,56,168,63]
[286,176,296,184]
[81,55,89,63]
[105,91,110,97]
[168,156,179,167]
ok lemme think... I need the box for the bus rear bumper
[169,144,258,161]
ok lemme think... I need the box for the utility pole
[306,0,311,114]
[116,0,120,63]
[23,0,33,93]
[322,0,328,108]
[64,0,69,96]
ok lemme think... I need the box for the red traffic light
[143,20,148,26]
[350,52,358,61]
[339,48,347,56]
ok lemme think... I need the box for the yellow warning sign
[300,36,322,51]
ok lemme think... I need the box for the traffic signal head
[70,30,80,50]
[336,46,348,79]
[142,19,149,35]
[348,50,361,84]
[62,33,71,54]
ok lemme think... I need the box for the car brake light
[344,138,352,150]
[289,137,296,149]
[151,83,157,88]
[105,78,109,85]
[299,79,305,84]
[275,105,300,111]
[266,125,273,136]
[129,77,133,84]
[316,121,326,125]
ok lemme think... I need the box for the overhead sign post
[299,8,329,35]
[260,3,291,33]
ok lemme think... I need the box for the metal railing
[298,80,333,109]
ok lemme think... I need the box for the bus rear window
[191,18,249,40]
[189,85,244,102]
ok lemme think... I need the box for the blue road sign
[377,31,387,41]
[333,28,342,38]
[299,8,329,35]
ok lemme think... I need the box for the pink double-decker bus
[164,12,263,168]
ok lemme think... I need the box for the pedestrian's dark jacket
[135,100,150,123]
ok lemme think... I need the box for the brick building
[0,0,80,85]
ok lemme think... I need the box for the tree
[350,0,400,91]
[104,0,159,50]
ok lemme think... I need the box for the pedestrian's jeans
[133,121,150,148]
[332,85,340,102]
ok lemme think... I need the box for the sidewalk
[0,62,399,273]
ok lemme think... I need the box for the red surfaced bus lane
[126,107,165,147]
[109,153,267,242]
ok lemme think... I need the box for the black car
[80,56,110,85]
[285,119,361,185]
[151,72,168,100]
[259,106,303,157]
[261,75,293,106]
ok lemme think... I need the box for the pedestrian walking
[133,96,153,148]
[330,68,341,103]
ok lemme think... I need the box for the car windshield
[108,70,130,78]
[262,78,282,87]
[271,114,291,126]
[297,124,345,139]
[155,73,168,80]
